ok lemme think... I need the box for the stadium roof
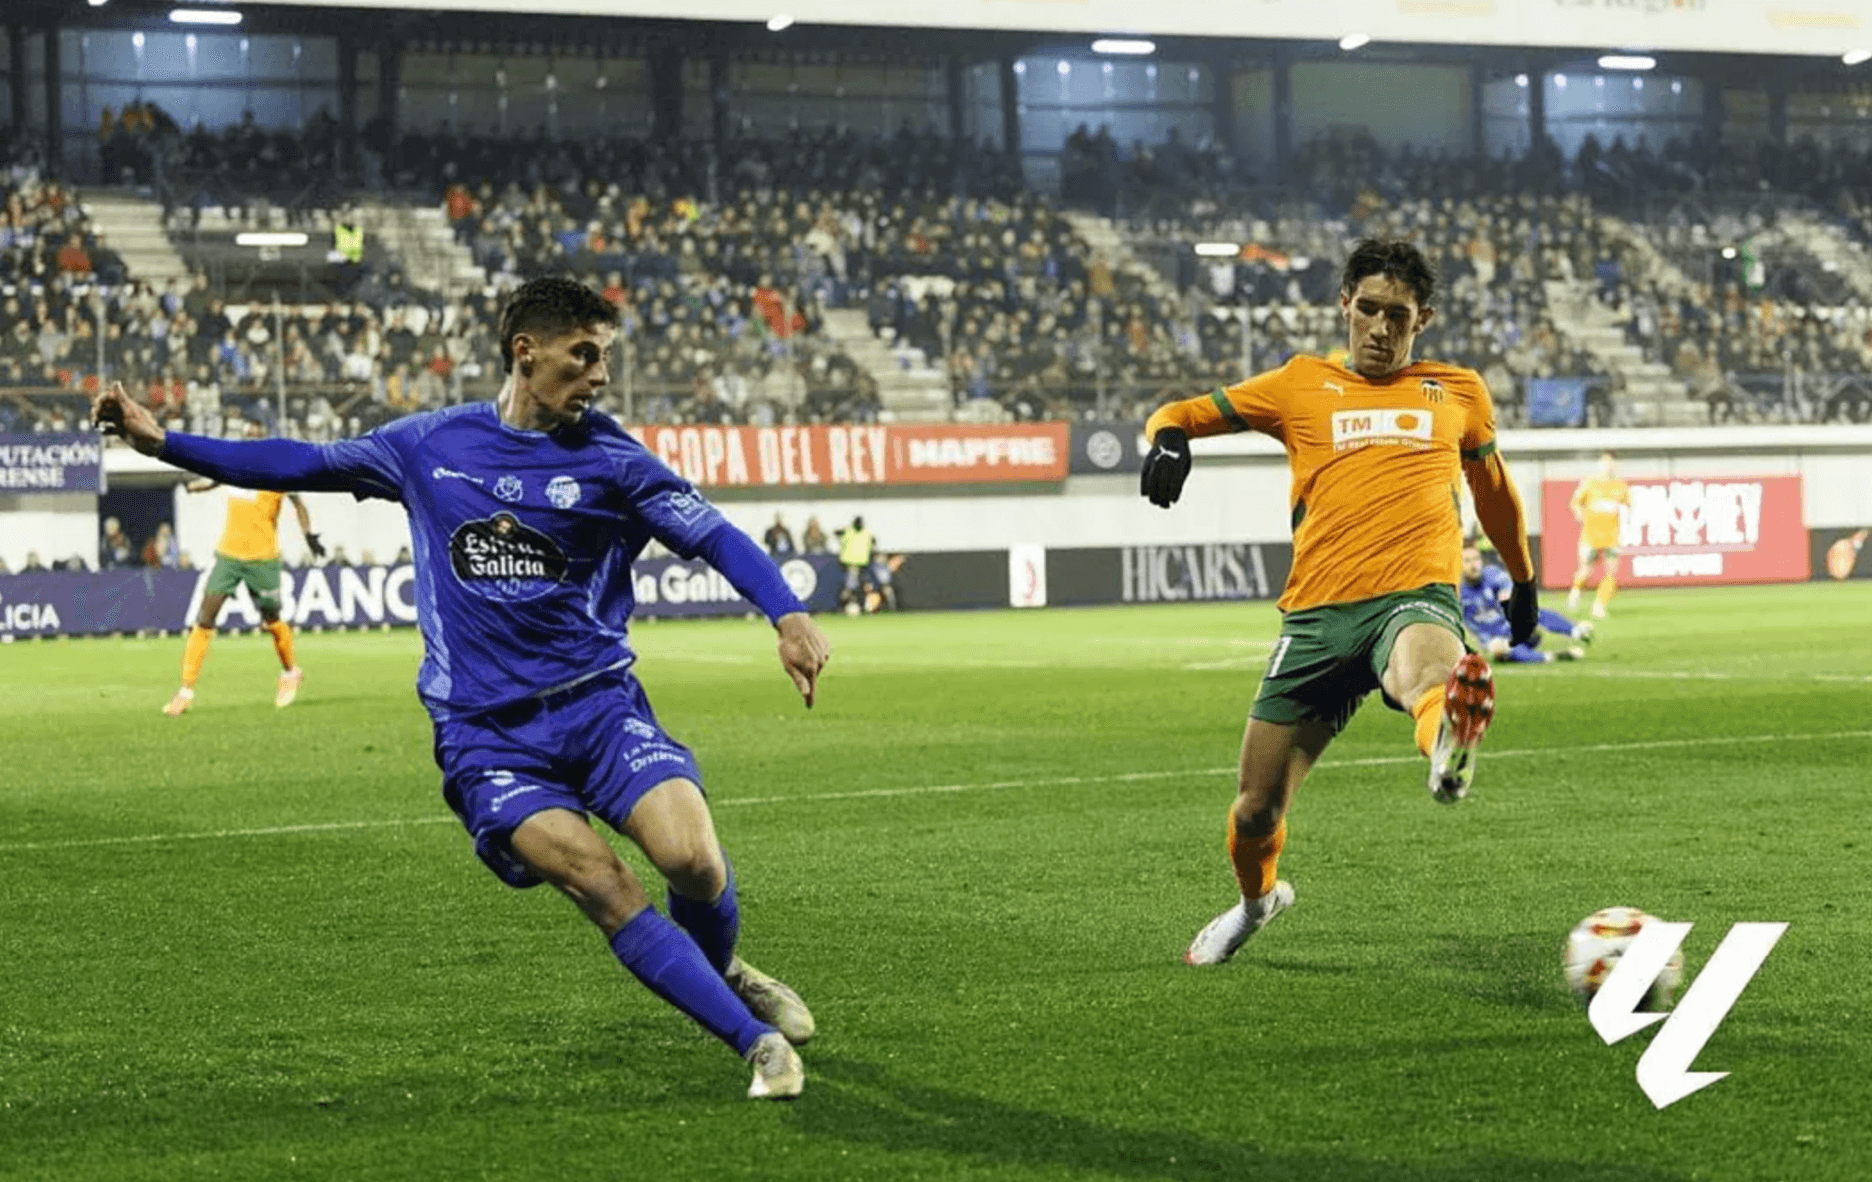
[221,0,1871,59]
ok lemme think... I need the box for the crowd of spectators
[2,147,127,291]
[94,101,351,229]
[14,119,1872,434]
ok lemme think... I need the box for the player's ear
[513,332,536,377]
[1415,305,1437,334]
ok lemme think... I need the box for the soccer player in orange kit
[1568,450,1630,619]
[162,480,325,716]
[1139,239,1538,965]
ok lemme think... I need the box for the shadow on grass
[1431,930,1580,1014]
[791,1053,1691,1182]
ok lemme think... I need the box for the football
[1562,906,1685,1008]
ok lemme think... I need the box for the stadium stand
[11,111,1872,435]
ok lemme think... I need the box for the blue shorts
[432,670,703,889]
[1467,616,1512,644]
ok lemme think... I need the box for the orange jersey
[216,489,286,561]
[1571,477,1629,550]
[1146,355,1529,612]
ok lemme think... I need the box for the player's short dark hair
[1341,239,1437,309]
[497,277,620,374]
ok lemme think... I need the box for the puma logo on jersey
[1323,381,1346,395]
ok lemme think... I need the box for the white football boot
[726,957,815,1046]
[1429,652,1495,804]
[745,1031,805,1100]
[1184,880,1296,966]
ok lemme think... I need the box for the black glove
[1508,579,1538,647]
[306,533,328,561]
[1140,426,1192,509]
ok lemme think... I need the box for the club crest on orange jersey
[1420,379,1446,403]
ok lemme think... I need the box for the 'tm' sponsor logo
[1330,409,1435,451]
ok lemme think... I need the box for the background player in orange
[1138,238,1537,965]
[163,480,326,716]
[1568,450,1630,619]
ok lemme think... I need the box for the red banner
[1540,476,1809,588]
[629,423,1069,488]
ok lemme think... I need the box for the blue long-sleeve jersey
[161,403,804,719]
[1459,564,1516,638]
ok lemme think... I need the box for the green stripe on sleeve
[1461,439,1499,462]
[1209,389,1253,433]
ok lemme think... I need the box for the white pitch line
[1561,669,1872,684]
[7,728,1868,854]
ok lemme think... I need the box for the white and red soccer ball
[1562,906,1685,1008]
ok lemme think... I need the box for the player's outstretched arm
[1464,450,1538,644]
[1139,372,1286,509]
[288,493,327,560]
[98,380,359,495]
[689,523,830,708]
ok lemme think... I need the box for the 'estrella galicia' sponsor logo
[1421,379,1445,403]
[494,475,524,503]
[449,512,568,601]
[546,475,581,509]
[433,466,485,485]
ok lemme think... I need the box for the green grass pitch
[3,582,1869,1181]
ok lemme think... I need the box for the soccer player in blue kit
[1460,545,1592,663]
[92,278,830,1100]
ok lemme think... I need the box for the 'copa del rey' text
[632,424,1068,487]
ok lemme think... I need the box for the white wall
[0,495,100,571]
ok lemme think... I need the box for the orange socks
[1411,685,1443,758]
[1594,574,1618,610]
[265,619,297,671]
[1227,813,1287,900]
[181,626,212,689]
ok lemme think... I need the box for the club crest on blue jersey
[494,475,524,502]
[449,511,568,601]
[547,475,581,509]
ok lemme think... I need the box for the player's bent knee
[1229,796,1284,838]
[552,857,650,933]
[660,842,728,901]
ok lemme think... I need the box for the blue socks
[667,861,740,974]
[1539,608,1579,635]
[607,909,770,1055]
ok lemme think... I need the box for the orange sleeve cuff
[1467,451,1534,582]
[1145,389,1245,442]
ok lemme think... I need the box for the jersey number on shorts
[1267,636,1294,678]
